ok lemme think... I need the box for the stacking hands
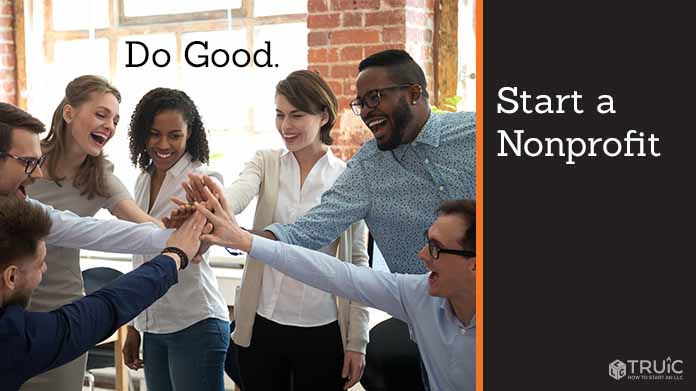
[164,174,254,254]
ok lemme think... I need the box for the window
[457,0,476,111]
[22,0,308,262]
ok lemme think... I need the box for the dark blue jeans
[143,318,230,391]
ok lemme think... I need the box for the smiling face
[275,93,327,153]
[356,67,418,151]
[418,214,475,299]
[63,91,120,157]
[0,128,44,199]
[146,110,190,174]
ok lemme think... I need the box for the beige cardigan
[229,149,370,354]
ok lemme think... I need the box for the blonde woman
[22,75,157,391]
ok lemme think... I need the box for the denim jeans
[143,318,230,391]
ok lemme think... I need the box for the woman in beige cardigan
[222,70,369,390]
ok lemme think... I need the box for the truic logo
[609,357,685,382]
[609,359,627,380]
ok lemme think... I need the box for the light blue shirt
[250,235,475,391]
[28,198,171,254]
[267,111,475,274]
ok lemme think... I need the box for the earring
[412,101,417,105]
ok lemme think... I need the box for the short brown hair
[437,199,475,251]
[0,103,46,153]
[276,70,338,145]
[0,195,52,269]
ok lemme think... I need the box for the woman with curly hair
[22,75,158,391]
[122,87,230,391]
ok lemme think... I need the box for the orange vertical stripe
[475,0,483,391]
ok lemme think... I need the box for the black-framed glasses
[424,230,475,259]
[350,84,414,115]
[0,151,46,175]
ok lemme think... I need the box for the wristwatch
[162,246,189,270]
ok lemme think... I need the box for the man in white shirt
[0,102,170,254]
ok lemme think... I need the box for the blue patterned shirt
[267,111,475,274]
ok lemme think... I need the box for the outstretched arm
[13,211,206,380]
[32,199,172,254]
[194,191,412,321]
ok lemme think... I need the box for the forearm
[25,255,178,374]
[43,203,172,254]
[249,235,408,320]
[346,301,370,353]
[112,199,162,226]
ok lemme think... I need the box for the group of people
[0,49,476,391]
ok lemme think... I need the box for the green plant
[431,96,463,113]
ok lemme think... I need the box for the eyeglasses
[0,151,46,175]
[350,84,414,115]
[424,230,475,260]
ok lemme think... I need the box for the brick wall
[0,0,16,105]
[307,0,435,160]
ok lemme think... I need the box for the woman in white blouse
[122,88,230,391]
[221,70,370,390]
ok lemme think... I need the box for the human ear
[410,85,423,104]
[62,104,74,124]
[2,265,19,290]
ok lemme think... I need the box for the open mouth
[154,151,174,159]
[90,132,109,147]
[428,271,439,284]
[366,117,388,138]
[16,184,27,199]
[282,134,299,142]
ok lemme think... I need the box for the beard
[376,96,414,151]
[4,288,32,309]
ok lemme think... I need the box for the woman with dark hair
[22,75,158,391]
[122,88,230,391]
[203,70,370,390]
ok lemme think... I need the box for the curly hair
[128,88,209,170]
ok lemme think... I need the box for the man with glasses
[0,102,172,257]
[180,49,475,389]
[192,189,476,391]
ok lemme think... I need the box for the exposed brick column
[307,0,435,160]
[0,0,16,105]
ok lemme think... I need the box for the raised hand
[165,210,207,266]
[162,198,195,228]
[182,173,208,204]
[194,184,253,253]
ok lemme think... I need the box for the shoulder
[257,148,284,162]
[433,111,476,140]
[345,139,380,169]
[102,158,116,174]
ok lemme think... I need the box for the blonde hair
[43,75,121,199]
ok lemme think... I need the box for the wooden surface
[434,0,459,108]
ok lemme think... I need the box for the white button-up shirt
[131,153,229,333]
[256,149,343,327]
